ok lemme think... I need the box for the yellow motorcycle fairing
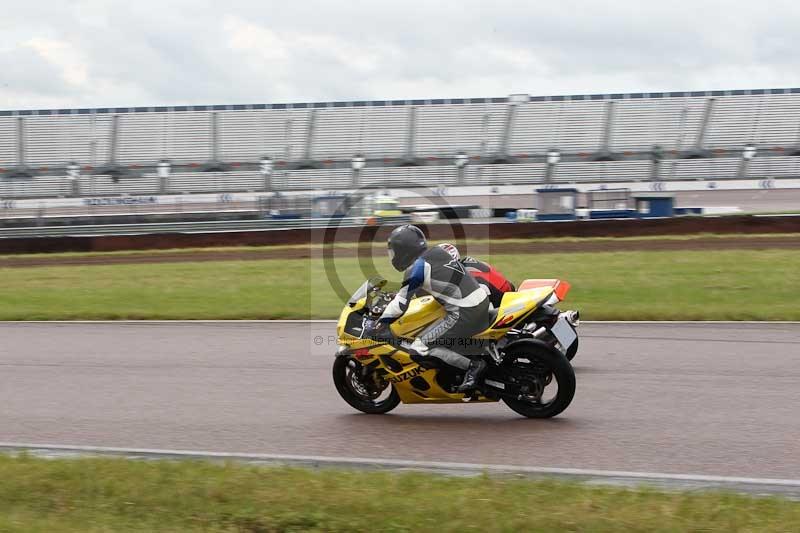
[389,295,446,339]
[337,332,488,404]
[336,285,556,404]
[336,294,447,341]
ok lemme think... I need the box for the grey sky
[1,0,799,109]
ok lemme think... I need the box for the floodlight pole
[157,160,171,194]
[544,149,561,184]
[351,154,366,187]
[260,156,274,191]
[454,151,468,186]
[650,145,664,182]
[66,162,81,197]
[739,143,757,179]
[16,117,26,169]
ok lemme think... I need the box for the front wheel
[332,357,400,414]
[501,343,576,418]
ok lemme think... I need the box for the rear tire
[333,356,400,414]
[502,343,576,418]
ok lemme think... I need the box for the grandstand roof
[3,87,800,116]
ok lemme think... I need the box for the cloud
[1,0,799,110]
[24,38,89,86]
[0,46,65,97]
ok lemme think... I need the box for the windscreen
[347,280,370,307]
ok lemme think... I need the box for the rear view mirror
[367,276,387,292]
[365,277,387,307]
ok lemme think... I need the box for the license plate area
[550,316,577,351]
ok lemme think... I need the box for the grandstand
[2,88,800,199]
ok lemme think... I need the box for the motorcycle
[333,276,580,418]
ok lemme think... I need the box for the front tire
[333,357,400,414]
[501,343,576,418]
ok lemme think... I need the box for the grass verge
[1,249,798,320]
[0,455,798,532]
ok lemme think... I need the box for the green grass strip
[0,455,797,532]
[1,249,798,320]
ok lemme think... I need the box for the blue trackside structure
[633,193,676,218]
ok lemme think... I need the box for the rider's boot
[456,358,487,392]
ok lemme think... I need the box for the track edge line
[1,442,799,493]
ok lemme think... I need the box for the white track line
[2,320,799,325]
[1,442,799,497]
[0,319,339,324]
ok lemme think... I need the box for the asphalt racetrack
[1,321,798,480]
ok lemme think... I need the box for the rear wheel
[332,357,400,414]
[501,343,575,418]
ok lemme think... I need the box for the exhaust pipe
[531,326,547,338]
[562,310,580,327]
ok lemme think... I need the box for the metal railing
[0,215,412,239]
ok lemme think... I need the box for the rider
[438,243,515,308]
[369,225,494,392]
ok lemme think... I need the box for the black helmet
[387,225,427,271]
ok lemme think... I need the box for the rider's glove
[363,319,390,341]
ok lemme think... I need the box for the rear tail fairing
[504,279,574,331]
[518,279,571,300]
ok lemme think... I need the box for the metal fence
[0,215,413,239]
